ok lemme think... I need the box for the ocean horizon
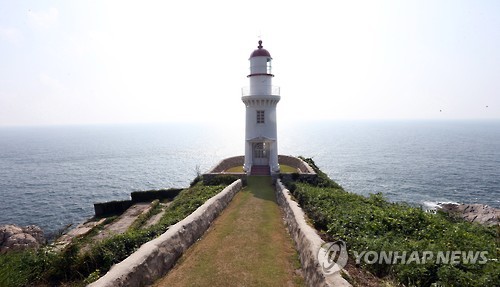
[1,119,499,234]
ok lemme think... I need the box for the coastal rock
[438,203,499,226]
[0,224,45,254]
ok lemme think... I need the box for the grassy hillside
[0,179,236,286]
[281,157,499,287]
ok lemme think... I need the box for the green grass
[282,157,499,287]
[279,164,298,173]
[225,165,244,172]
[155,176,304,287]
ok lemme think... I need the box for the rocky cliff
[438,203,499,226]
[0,224,45,254]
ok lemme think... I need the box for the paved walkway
[154,176,304,287]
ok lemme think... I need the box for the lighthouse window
[257,110,265,124]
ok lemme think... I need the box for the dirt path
[154,176,304,287]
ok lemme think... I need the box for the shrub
[203,175,240,186]
[285,158,499,287]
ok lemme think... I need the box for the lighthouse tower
[242,40,280,174]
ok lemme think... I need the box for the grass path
[154,176,304,287]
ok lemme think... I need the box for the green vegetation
[225,165,244,172]
[279,164,298,173]
[2,157,497,287]
[282,158,499,287]
[0,182,230,287]
[202,174,241,186]
[155,176,304,287]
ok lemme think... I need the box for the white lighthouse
[242,40,280,175]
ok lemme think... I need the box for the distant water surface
[0,120,498,234]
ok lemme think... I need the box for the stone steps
[251,165,270,176]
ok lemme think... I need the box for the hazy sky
[1,0,499,126]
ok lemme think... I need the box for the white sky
[0,0,499,126]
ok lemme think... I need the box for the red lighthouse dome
[250,40,271,58]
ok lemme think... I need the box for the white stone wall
[278,155,316,174]
[275,180,351,287]
[206,156,244,173]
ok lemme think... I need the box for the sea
[0,120,499,235]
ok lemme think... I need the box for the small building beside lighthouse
[242,40,280,175]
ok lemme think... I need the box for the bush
[284,158,499,287]
[203,175,240,186]
[0,250,53,286]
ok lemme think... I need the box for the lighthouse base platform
[202,155,317,184]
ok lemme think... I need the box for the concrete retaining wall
[206,155,315,174]
[89,179,243,287]
[130,188,183,203]
[94,200,133,217]
[206,155,245,173]
[278,155,317,183]
[275,180,351,287]
[278,155,316,174]
[94,189,184,217]
[203,156,246,183]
